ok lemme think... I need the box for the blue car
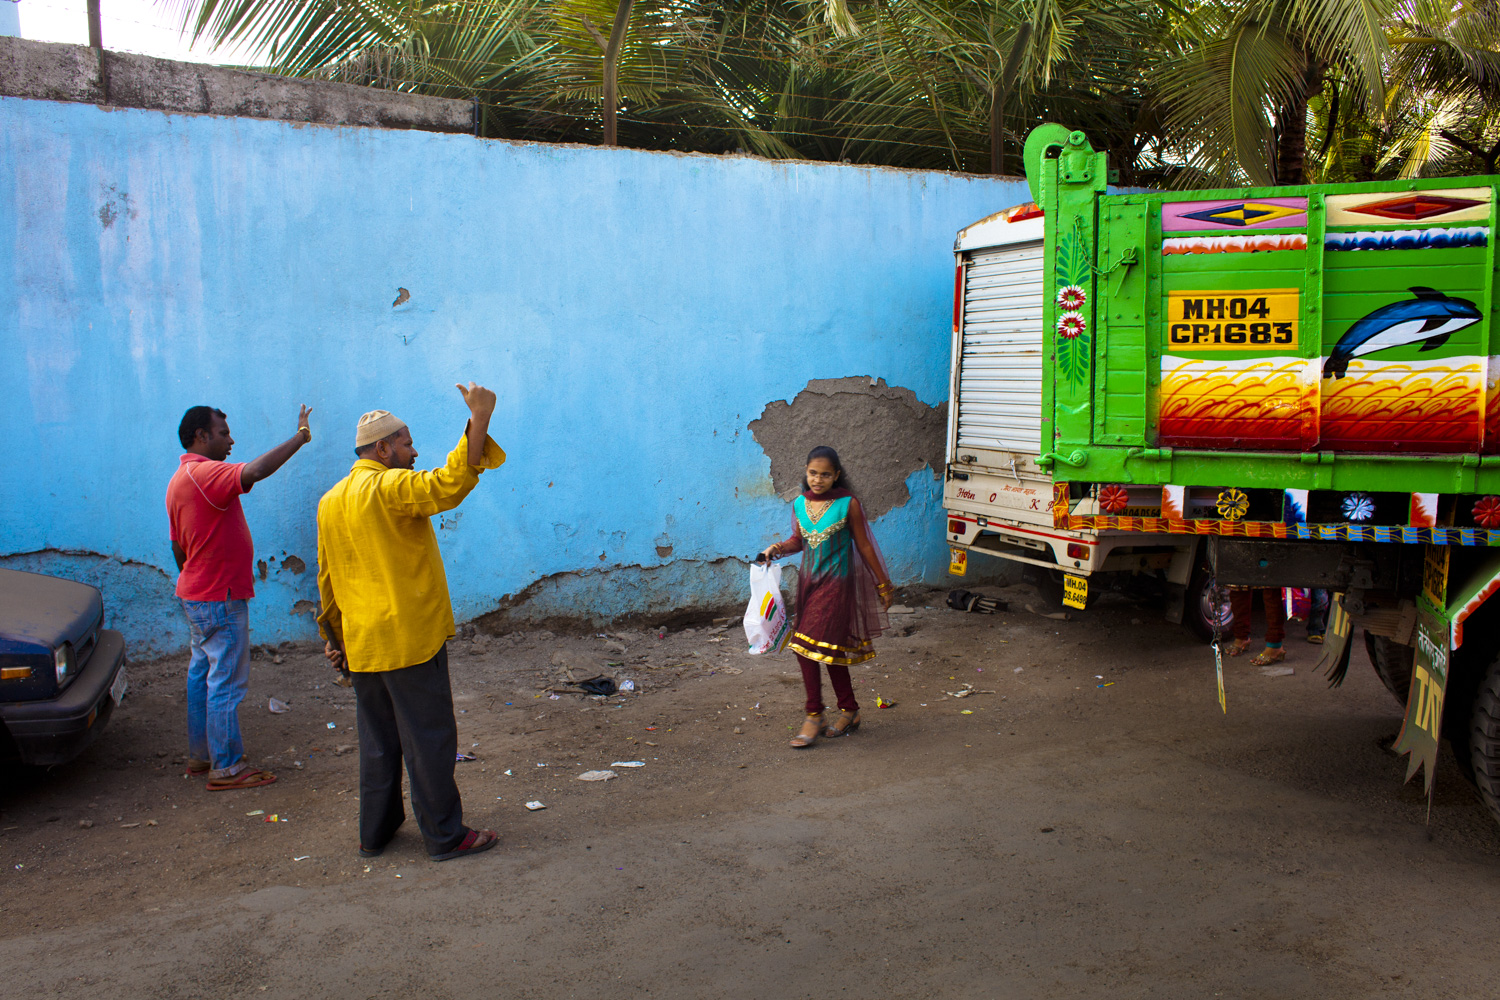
[0,568,128,766]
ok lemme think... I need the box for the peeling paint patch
[749,377,947,518]
[280,554,306,575]
[291,599,318,615]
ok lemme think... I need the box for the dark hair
[803,445,854,493]
[178,406,226,449]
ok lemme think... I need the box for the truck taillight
[1067,543,1089,560]
[953,262,964,333]
[949,519,965,535]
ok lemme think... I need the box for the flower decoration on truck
[1216,488,1250,521]
[1341,492,1376,522]
[1097,484,1130,514]
[1053,219,1092,387]
[1056,313,1087,339]
[1474,496,1500,529]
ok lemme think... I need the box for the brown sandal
[790,713,822,748]
[822,709,861,738]
[205,765,277,791]
[184,758,210,777]
[1225,638,1252,657]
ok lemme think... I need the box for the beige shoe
[790,713,822,748]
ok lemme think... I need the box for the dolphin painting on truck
[1322,287,1481,379]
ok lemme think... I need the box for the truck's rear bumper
[0,629,126,766]
[946,512,1197,581]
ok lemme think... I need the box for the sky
[14,0,264,64]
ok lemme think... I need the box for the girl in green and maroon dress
[760,447,893,748]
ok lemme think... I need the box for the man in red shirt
[167,404,312,790]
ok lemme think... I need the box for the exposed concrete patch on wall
[280,555,306,575]
[475,558,796,631]
[0,37,473,132]
[0,550,180,659]
[749,378,947,518]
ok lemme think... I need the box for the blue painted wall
[0,96,1029,657]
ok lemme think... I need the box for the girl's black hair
[803,445,855,493]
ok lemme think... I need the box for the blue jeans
[183,599,251,771]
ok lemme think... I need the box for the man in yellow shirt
[317,382,504,862]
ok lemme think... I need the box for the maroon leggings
[798,654,859,715]
[1230,588,1285,644]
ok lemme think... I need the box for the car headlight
[54,642,76,688]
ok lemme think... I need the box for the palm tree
[1154,0,1396,186]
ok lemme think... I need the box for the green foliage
[165,0,1500,182]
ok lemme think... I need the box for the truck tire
[1471,656,1500,827]
[1185,566,1232,644]
[1364,632,1415,708]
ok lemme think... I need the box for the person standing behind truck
[316,384,505,862]
[167,403,313,790]
[1226,587,1286,666]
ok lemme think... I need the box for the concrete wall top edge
[0,35,472,132]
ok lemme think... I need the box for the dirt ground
[3,582,1499,999]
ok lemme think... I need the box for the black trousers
[351,644,465,855]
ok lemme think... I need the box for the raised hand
[298,404,312,439]
[456,381,497,418]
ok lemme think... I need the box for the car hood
[0,568,103,648]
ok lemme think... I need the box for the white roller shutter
[956,240,1045,455]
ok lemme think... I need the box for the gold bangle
[299,426,312,443]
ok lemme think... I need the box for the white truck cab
[943,203,1222,636]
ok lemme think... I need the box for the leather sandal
[1251,646,1287,666]
[822,709,861,738]
[790,713,822,748]
[430,828,498,862]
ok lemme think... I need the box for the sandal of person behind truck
[1225,638,1252,657]
[205,764,278,791]
[184,758,211,778]
[1250,646,1286,666]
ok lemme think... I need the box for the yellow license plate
[948,547,968,576]
[1063,573,1087,609]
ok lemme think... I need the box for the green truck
[1007,123,1500,829]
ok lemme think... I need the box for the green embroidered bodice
[794,495,852,577]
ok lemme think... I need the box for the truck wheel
[1472,656,1500,827]
[1184,566,1232,643]
[1363,632,1415,708]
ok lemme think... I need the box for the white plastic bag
[744,561,792,655]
